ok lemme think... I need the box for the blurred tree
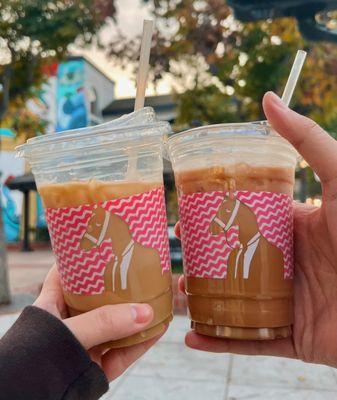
[108,0,337,206]
[109,0,337,135]
[0,0,116,122]
[2,98,48,141]
[0,0,117,305]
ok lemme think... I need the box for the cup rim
[24,107,157,147]
[165,120,299,165]
[168,121,277,142]
[16,120,171,160]
[167,120,296,150]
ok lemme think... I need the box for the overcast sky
[71,0,171,99]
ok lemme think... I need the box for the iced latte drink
[17,109,173,348]
[167,122,297,340]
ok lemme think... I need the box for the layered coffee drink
[17,109,173,348]
[175,164,294,340]
[39,181,173,348]
[167,122,298,341]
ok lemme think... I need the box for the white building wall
[27,77,57,134]
[85,62,115,120]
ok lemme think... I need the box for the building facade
[1,56,116,242]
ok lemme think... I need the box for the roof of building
[103,94,175,117]
[68,55,115,85]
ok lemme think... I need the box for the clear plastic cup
[167,122,298,340]
[17,109,173,348]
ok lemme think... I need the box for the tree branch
[0,63,13,122]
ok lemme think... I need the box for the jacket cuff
[0,306,109,400]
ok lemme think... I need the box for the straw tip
[297,49,307,57]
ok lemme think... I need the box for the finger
[88,347,103,366]
[178,275,185,294]
[185,331,296,358]
[263,91,337,185]
[102,329,166,381]
[293,201,318,219]
[38,264,62,293]
[174,222,181,239]
[33,265,67,318]
[64,303,153,350]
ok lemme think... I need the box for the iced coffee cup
[167,122,298,340]
[17,108,173,348]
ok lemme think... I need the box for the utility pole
[0,109,12,304]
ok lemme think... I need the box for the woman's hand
[177,91,337,368]
[34,266,163,380]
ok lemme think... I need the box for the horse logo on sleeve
[79,206,170,300]
[209,194,285,286]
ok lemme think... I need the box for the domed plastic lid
[17,107,171,161]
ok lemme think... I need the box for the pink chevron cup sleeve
[179,190,293,279]
[45,187,171,295]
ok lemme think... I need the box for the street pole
[0,110,12,304]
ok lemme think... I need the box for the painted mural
[35,60,89,232]
[36,194,46,228]
[0,129,25,242]
[56,60,88,132]
[1,183,20,242]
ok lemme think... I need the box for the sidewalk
[1,313,336,400]
[8,249,54,294]
[0,249,54,315]
[101,316,337,400]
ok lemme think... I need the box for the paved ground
[0,250,54,314]
[99,316,337,400]
[1,314,336,400]
[8,249,54,295]
[1,250,337,399]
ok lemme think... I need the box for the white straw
[281,50,307,107]
[127,20,154,180]
[134,20,154,111]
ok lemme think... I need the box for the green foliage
[109,1,337,138]
[0,0,116,137]
[107,0,334,198]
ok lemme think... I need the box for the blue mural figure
[1,184,20,242]
[56,60,88,132]
[36,194,46,228]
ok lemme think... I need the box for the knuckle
[302,118,325,139]
[323,178,337,199]
[293,117,324,149]
[303,117,319,132]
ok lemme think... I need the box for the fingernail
[131,304,153,323]
[266,91,288,109]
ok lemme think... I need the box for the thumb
[64,303,153,349]
[263,91,337,185]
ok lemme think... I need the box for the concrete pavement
[0,249,54,314]
[8,249,54,295]
[100,317,337,400]
[1,313,336,399]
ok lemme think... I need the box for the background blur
[1,0,332,250]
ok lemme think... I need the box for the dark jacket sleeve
[0,306,109,400]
